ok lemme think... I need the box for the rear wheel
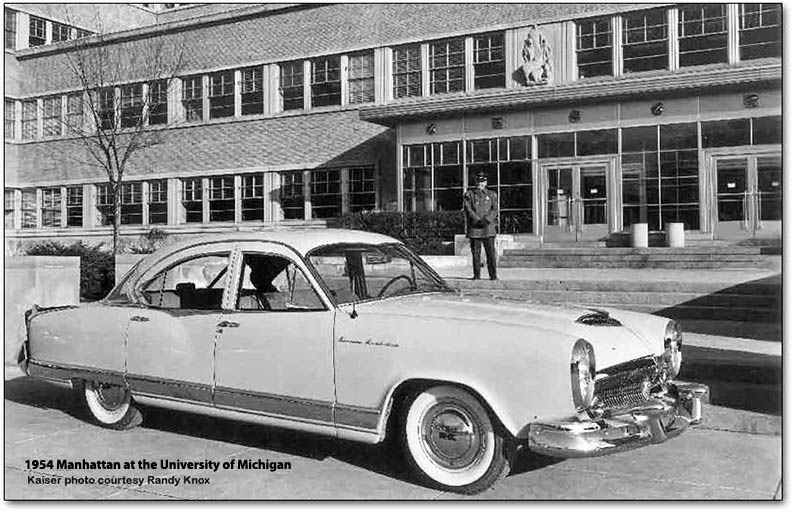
[80,380,142,430]
[401,385,512,494]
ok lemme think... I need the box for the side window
[142,254,230,310]
[236,253,324,311]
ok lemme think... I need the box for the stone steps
[500,246,770,269]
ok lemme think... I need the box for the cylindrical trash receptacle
[666,222,685,247]
[631,223,649,248]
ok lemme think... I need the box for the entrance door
[714,154,781,239]
[543,163,609,243]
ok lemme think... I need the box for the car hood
[356,293,667,369]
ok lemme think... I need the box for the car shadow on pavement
[5,375,561,486]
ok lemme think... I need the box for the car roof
[141,228,400,262]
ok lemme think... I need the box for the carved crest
[521,25,552,86]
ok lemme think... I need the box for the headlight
[663,320,683,378]
[570,339,596,412]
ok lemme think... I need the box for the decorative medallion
[520,25,552,86]
[425,122,437,135]
[743,93,759,108]
[491,117,504,130]
[568,109,581,123]
[650,101,664,116]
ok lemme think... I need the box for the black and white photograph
[3,2,782,500]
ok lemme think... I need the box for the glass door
[714,154,781,239]
[543,163,609,243]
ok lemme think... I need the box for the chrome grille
[594,356,660,410]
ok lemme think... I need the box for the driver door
[213,242,336,423]
[125,244,235,403]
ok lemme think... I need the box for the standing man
[463,171,498,280]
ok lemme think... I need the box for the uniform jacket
[463,188,498,238]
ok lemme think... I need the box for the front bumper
[527,382,708,458]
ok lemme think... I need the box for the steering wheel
[377,275,415,298]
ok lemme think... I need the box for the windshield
[307,243,454,304]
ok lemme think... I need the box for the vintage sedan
[20,230,707,494]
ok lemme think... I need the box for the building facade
[4,3,782,249]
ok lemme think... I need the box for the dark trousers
[470,237,497,279]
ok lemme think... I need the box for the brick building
[4,3,782,249]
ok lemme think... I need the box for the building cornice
[359,63,782,125]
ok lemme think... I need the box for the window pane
[739,3,782,60]
[182,76,203,122]
[280,171,304,219]
[393,44,422,98]
[701,118,751,147]
[348,52,375,104]
[679,4,728,67]
[473,33,505,89]
[576,129,617,156]
[29,15,45,47]
[752,115,781,145]
[5,8,17,50]
[430,38,465,94]
[311,56,341,108]
[660,123,697,150]
[149,80,168,125]
[120,83,143,128]
[148,180,168,224]
[280,61,304,111]
[241,67,264,116]
[209,71,234,119]
[208,176,234,221]
[143,254,230,310]
[623,9,668,73]
[537,132,574,158]
[310,169,341,218]
[577,17,613,78]
[182,178,203,223]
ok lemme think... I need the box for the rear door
[124,243,236,403]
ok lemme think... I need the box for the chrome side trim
[26,359,384,436]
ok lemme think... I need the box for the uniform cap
[475,171,489,182]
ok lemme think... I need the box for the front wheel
[401,385,512,494]
[80,380,142,430]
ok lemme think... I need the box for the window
[348,52,375,104]
[310,169,341,218]
[182,178,203,223]
[21,100,37,140]
[52,21,71,43]
[98,87,115,130]
[393,44,422,98]
[349,167,376,212]
[209,71,234,119]
[280,61,304,111]
[236,254,324,311]
[142,254,230,310]
[5,8,16,50]
[148,180,168,224]
[752,115,782,145]
[537,132,575,158]
[576,129,618,156]
[96,183,114,226]
[241,174,264,221]
[702,119,751,147]
[41,188,62,228]
[21,189,36,229]
[622,8,668,73]
[430,38,465,94]
[42,96,62,137]
[308,244,451,304]
[120,182,143,225]
[577,17,613,78]
[466,137,533,233]
[29,16,45,47]
[120,84,144,128]
[182,76,203,122]
[66,93,83,132]
[311,56,341,108]
[739,3,781,60]
[679,4,728,67]
[280,171,304,219]
[404,142,464,214]
[473,33,506,89]
[241,67,264,115]
[621,124,699,231]
[66,186,82,227]
[148,80,168,125]
[75,28,92,39]
[5,190,14,228]
[5,98,15,139]
[208,176,234,221]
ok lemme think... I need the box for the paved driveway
[4,372,781,500]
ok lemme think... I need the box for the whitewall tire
[401,385,512,494]
[81,381,142,430]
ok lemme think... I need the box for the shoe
[472,276,481,280]
[489,276,498,281]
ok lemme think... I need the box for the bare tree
[61,16,185,253]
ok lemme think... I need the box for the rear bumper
[527,382,708,458]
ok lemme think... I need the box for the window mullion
[420,43,430,97]
[668,8,679,71]
[727,3,740,64]
[464,36,474,93]
[613,15,623,77]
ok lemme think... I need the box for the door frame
[703,146,781,236]
[538,156,618,243]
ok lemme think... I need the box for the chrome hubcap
[94,383,127,410]
[421,404,483,469]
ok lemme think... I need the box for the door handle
[217,320,240,328]
[130,316,150,322]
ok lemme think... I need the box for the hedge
[24,241,115,301]
[334,211,465,254]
